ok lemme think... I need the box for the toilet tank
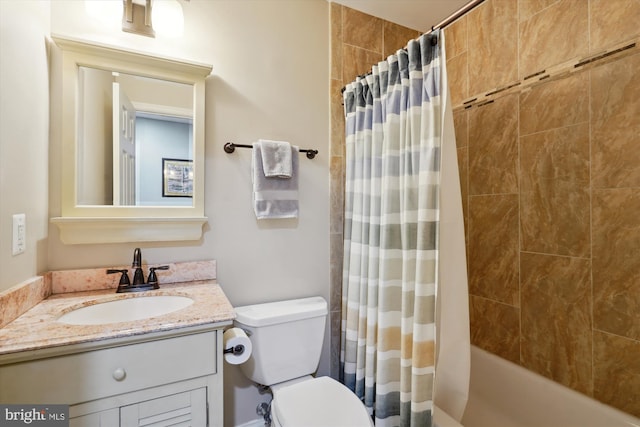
[234,296,327,386]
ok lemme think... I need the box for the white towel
[252,143,299,219]
[258,139,293,178]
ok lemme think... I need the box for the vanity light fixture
[122,0,155,37]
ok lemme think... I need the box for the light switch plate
[12,213,26,255]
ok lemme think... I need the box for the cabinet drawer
[0,330,217,405]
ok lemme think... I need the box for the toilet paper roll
[223,327,252,365]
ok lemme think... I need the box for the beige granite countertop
[0,281,235,357]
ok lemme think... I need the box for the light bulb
[152,0,184,38]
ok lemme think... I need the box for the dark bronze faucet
[107,248,169,293]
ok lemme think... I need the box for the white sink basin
[58,295,194,325]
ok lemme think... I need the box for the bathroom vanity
[0,280,234,427]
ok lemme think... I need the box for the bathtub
[435,405,463,427]
[462,346,640,427]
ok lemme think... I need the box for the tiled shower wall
[446,0,639,417]
[330,0,640,418]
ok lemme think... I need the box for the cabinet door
[120,387,207,427]
[70,408,119,427]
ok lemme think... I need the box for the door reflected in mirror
[77,66,193,207]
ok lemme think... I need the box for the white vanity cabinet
[0,325,224,427]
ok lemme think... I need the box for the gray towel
[258,139,293,178]
[252,143,299,219]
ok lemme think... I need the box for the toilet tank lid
[234,296,327,327]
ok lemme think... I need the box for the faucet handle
[107,269,130,285]
[107,269,131,293]
[147,265,169,289]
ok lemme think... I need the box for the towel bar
[224,142,318,159]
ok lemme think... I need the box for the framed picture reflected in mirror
[162,158,193,197]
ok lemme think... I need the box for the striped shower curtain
[341,31,461,427]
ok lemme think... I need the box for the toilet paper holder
[223,327,251,361]
[224,344,246,356]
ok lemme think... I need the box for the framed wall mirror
[49,35,212,244]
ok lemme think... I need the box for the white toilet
[234,296,374,427]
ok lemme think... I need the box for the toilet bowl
[233,297,373,427]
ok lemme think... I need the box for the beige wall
[1,1,330,426]
[0,1,50,292]
[446,0,640,418]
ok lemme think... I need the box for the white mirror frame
[50,35,212,244]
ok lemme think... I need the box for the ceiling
[330,0,472,32]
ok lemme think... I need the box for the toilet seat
[271,376,373,427]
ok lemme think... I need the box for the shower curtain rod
[340,0,485,93]
[431,0,485,32]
